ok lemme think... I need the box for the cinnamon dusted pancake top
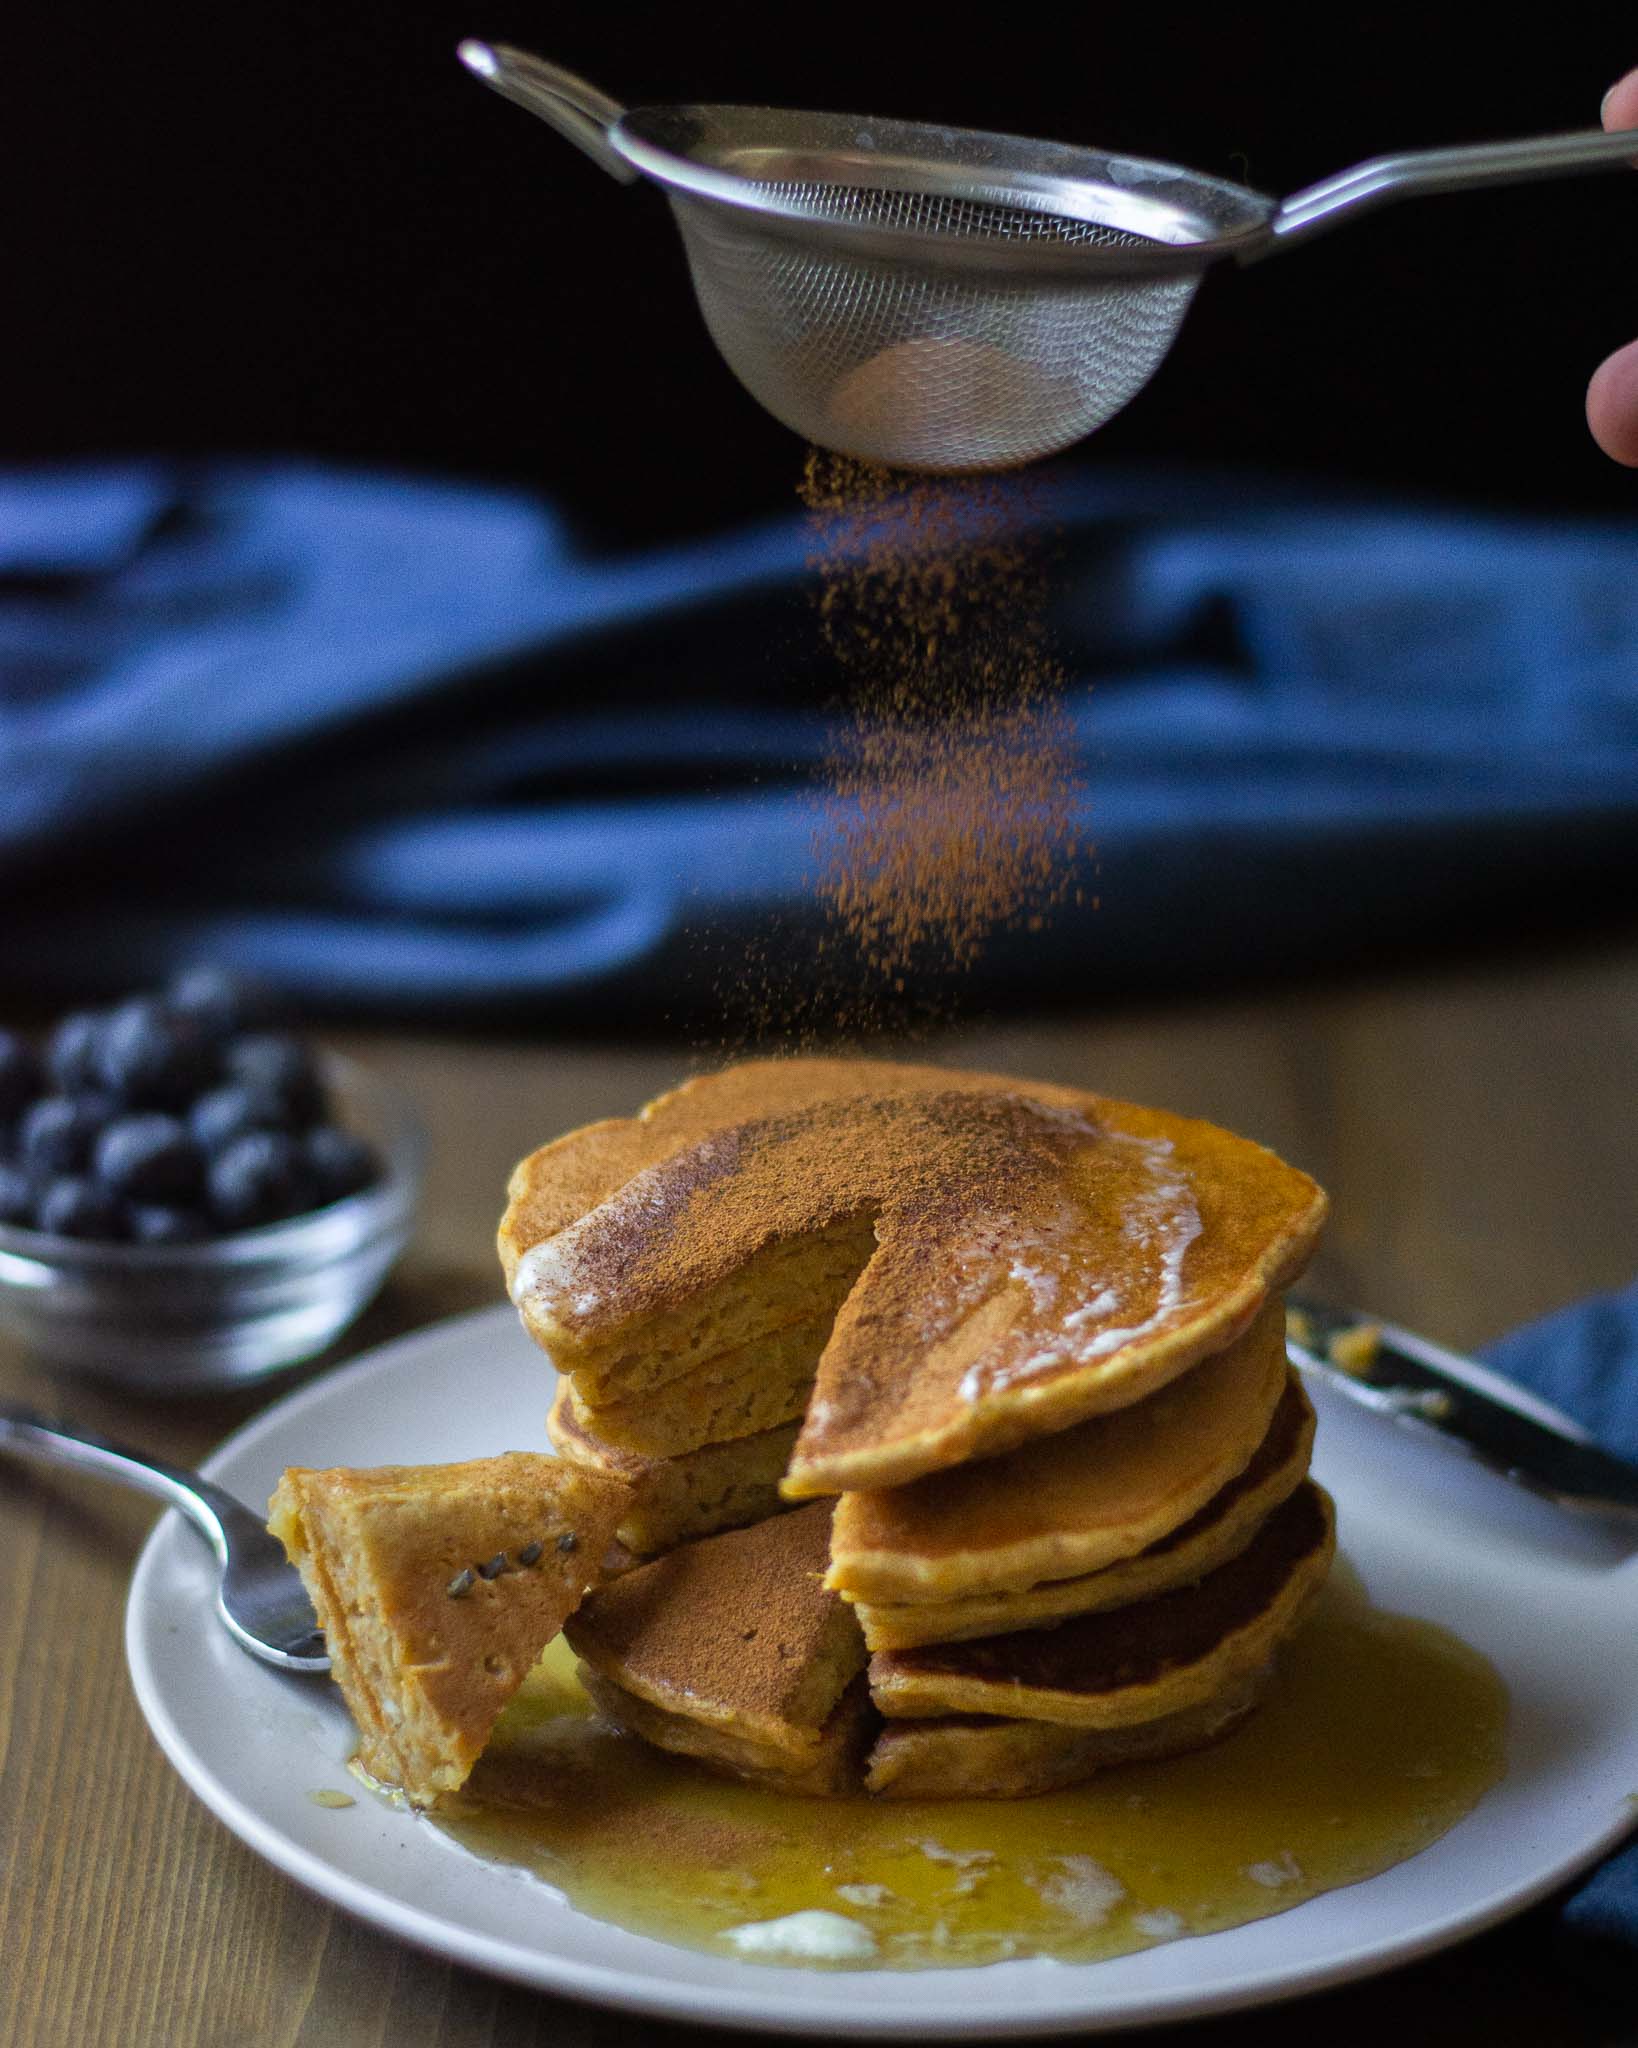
[501,1058,1326,1495]
[828,1299,1289,1603]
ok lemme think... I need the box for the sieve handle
[1267,123,1638,249]
[456,41,638,185]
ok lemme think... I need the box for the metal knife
[1285,1292,1638,1523]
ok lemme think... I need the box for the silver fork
[1,1405,328,1671]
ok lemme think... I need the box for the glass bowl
[0,1057,424,1392]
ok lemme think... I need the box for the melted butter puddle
[430,1570,1506,1972]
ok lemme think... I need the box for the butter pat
[723,1910,879,1962]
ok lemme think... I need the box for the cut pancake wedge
[548,1385,797,1556]
[559,1308,828,1459]
[852,1373,1314,1650]
[267,1453,630,1805]
[869,1482,1334,1729]
[829,1301,1289,1605]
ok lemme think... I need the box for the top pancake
[501,1058,1326,1495]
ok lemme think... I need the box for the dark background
[6,6,1635,542]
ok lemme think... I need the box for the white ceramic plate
[127,1306,1638,2038]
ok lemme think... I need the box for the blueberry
[166,967,278,1043]
[304,1125,379,1204]
[46,1011,107,1094]
[0,1029,43,1125]
[127,1202,212,1246]
[94,1112,203,1203]
[189,1080,292,1153]
[223,1034,326,1126]
[19,1095,111,1178]
[207,1130,308,1230]
[0,1161,36,1226]
[36,1175,126,1240]
[95,997,216,1108]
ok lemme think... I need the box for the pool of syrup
[431,1566,1506,1972]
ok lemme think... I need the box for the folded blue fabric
[1,459,1636,1018]
[1480,1281,1638,1973]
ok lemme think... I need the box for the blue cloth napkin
[1481,1280,1638,1975]
[1,459,1636,1018]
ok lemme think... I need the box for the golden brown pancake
[565,1502,867,1766]
[267,1454,629,1806]
[500,1059,1326,1495]
[865,1665,1273,1798]
[548,1383,797,1556]
[852,1374,1315,1650]
[829,1302,1288,1604]
[869,1482,1333,1728]
[559,1308,831,1459]
[580,1668,875,1796]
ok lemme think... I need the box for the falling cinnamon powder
[692,451,1085,1047]
[800,450,1082,983]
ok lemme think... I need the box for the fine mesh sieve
[459,42,1637,473]
[666,179,1202,470]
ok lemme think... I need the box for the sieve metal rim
[609,107,1275,281]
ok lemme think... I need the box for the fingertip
[1601,68,1638,131]
[1587,338,1638,467]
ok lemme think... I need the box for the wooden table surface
[4,940,1635,2048]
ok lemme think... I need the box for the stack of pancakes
[507,1058,1334,1798]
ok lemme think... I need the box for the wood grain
[3,943,1634,2048]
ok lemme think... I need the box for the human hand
[1586,69,1638,464]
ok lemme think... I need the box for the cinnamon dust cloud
[801,452,1083,985]
[701,453,1085,1048]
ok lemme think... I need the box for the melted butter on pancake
[499,1060,1327,1494]
[961,1129,1202,1401]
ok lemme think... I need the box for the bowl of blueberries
[0,970,423,1390]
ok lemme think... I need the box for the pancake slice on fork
[268,1452,630,1805]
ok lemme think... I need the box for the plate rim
[125,1303,1638,2039]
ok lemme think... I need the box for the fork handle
[0,1405,263,1563]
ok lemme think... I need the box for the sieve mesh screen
[749,180,1156,253]
[671,190,1195,470]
